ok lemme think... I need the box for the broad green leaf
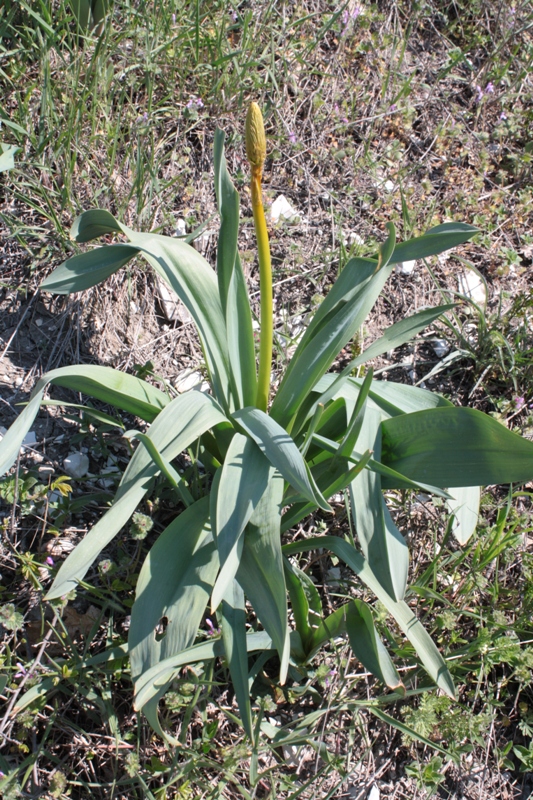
[211,433,273,610]
[310,432,451,499]
[129,498,218,700]
[308,604,349,653]
[213,129,257,408]
[284,559,322,652]
[313,374,452,423]
[0,365,168,476]
[281,451,372,533]
[283,536,455,697]
[345,600,404,692]
[134,631,272,711]
[0,142,19,172]
[388,222,478,265]
[125,230,233,413]
[46,392,227,599]
[237,472,290,683]
[270,260,393,429]
[70,208,126,242]
[336,368,373,459]
[382,407,533,487]
[378,221,396,270]
[220,580,253,739]
[40,243,140,293]
[445,485,481,544]
[350,407,408,601]
[58,208,234,413]
[126,431,194,507]
[233,407,330,511]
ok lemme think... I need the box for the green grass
[1,1,533,797]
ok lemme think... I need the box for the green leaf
[134,631,272,711]
[378,221,396,270]
[0,365,168,476]
[0,142,19,172]
[381,407,533,487]
[40,243,140,294]
[284,559,323,652]
[46,392,227,599]
[446,485,481,544]
[345,600,404,692]
[220,580,253,739]
[271,260,393,429]
[283,536,455,697]
[313,373,452,423]
[211,433,273,611]
[58,209,234,414]
[70,208,126,242]
[368,706,453,759]
[281,451,372,533]
[213,129,257,409]
[233,407,330,511]
[125,230,233,414]
[129,498,218,701]
[237,472,290,683]
[388,222,478,265]
[350,407,408,601]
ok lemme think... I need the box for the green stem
[251,173,273,412]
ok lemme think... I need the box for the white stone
[175,217,187,237]
[395,260,416,275]
[383,180,395,192]
[457,268,487,306]
[270,195,301,225]
[63,453,90,479]
[282,744,300,768]
[432,339,450,358]
[174,368,210,394]
[368,786,380,800]
[340,230,364,247]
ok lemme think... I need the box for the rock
[63,453,90,479]
[270,195,301,224]
[395,260,416,275]
[457,267,487,306]
[175,217,187,237]
[155,275,193,325]
[432,339,450,358]
[174,368,210,394]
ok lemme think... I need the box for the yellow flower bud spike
[246,103,272,412]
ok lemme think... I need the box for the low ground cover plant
[1,104,533,750]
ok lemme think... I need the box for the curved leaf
[233,407,330,511]
[350,407,408,601]
[46,392,227,599]
[388,222,478,265]
[346,600,404,692]
[40,243,140,294]
[129,497,218,699]
[283,536,455,697]
[0,365,168,476]
[211,433,273,610]
[382,407,533,487]
[134,631,272,711]
[237,472,290,683]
